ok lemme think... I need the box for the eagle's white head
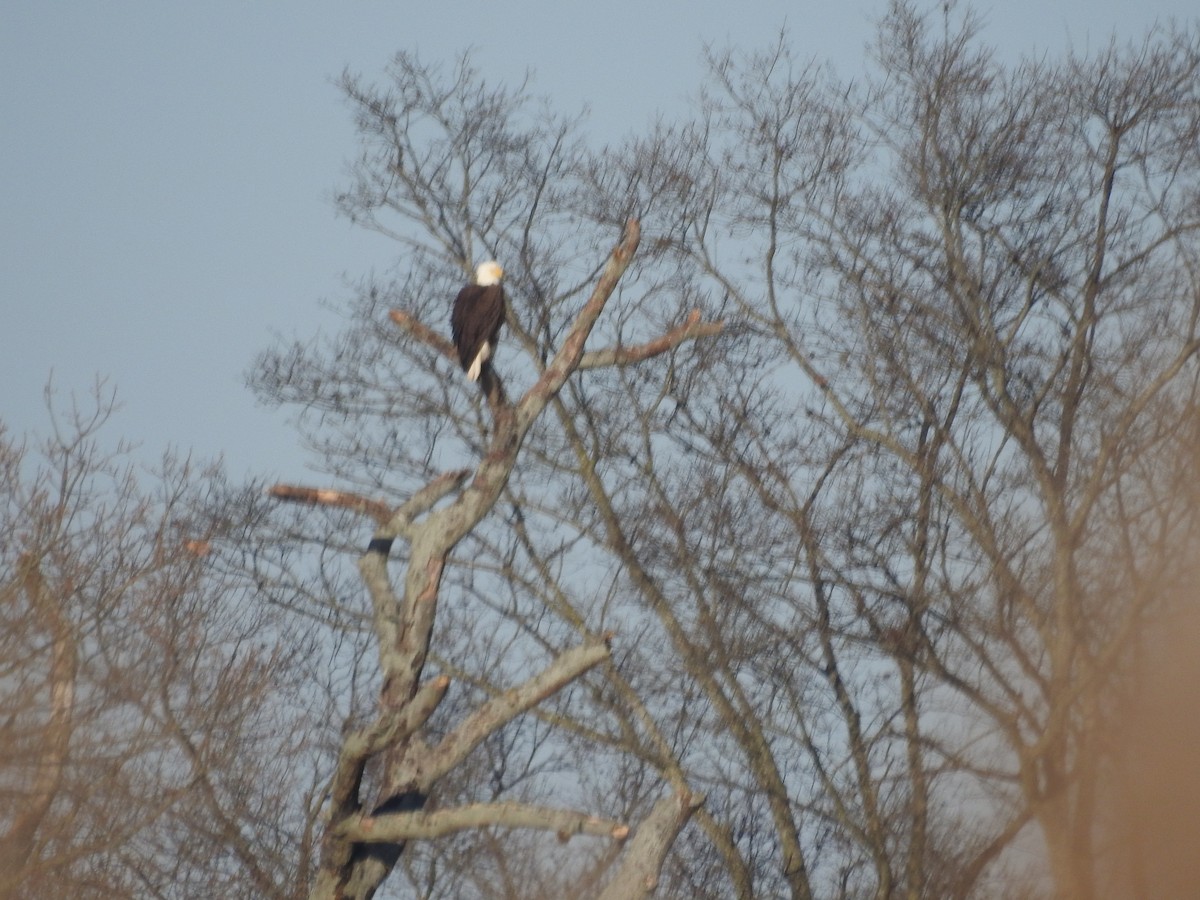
[475,260,504,287]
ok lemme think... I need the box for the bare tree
[249,52,728,894]
[0,387,324,899]
[244,6,1200,898]
[265,218,716,899]
[604,2,1200,896]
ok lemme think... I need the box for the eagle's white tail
[466,342,492,382]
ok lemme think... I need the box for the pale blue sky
[2,1,1194,479]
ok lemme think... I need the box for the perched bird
[451,261,506,381]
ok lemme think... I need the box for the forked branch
[597,790,706,900]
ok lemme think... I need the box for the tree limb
[328,676,451,817]
[597,790,705,900]
[268,485,393,525]
[388,309,457,364]
[269,469,472,537]
[577,309,724,370]
[338,802,631,843]
[428,635,612,782]
[380,469,472,541]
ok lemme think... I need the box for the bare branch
[269,469,473,537]
[338,802,631,843]
[378,468,473,541]
[597,790,705,900]
[429,636,612,781]
[577,309,725,370]
[268,484,393,525]
[388,309,457,364]
[513,220,643,434]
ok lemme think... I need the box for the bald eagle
[451,261,506,381]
